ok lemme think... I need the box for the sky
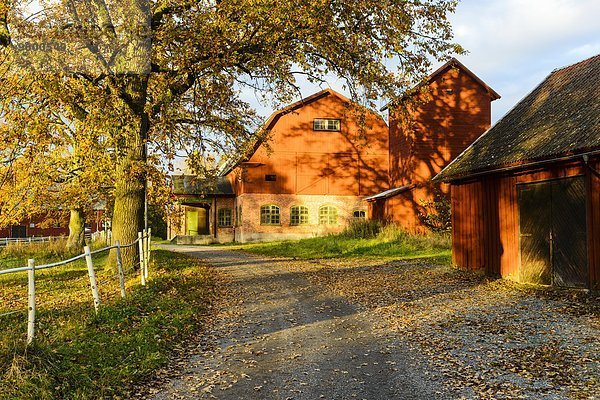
[240,0,600,124]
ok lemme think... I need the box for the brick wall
[234,193,367,242]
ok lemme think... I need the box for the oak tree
[0,0,462,267]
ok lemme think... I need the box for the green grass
[0,238,108,271]
[237,222,452,263]
[0,249,219,399]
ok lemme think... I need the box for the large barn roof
[436,54,600,182]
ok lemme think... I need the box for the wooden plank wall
[451,176,518,276]
[451,158,600,288]
[588,159,600,289]
[451,180,485,271]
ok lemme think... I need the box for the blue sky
[241,0,600,124]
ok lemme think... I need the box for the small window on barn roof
[313,118,341,132]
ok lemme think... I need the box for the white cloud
[449,0,600,121]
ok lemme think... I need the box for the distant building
[436,54,600,289]
[0,208,106,239]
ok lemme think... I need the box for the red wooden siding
[451,158,600,289]
[231,92,389,197]
[386,64,495,230]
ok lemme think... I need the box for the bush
[418,193,452,233]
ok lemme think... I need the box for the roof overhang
[364,184,416,201]
[435,149,600,183]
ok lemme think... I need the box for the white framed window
[260,205,280,225]
[353,210,366,220]
[290,205,309,226]
[313,118,341,132]
[319,205,338,225]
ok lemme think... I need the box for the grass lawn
[0,247,220,399]
[234,223,451,263]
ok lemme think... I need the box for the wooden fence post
[27,259,35,345]
[146,228,152,271]
[84,246,101,312]
[115,240,126,298]
[138,232,146,286]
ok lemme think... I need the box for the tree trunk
[108,76,149,270]
[66,208,86,253]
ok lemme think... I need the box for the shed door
[197,208,209,235]
[551,178,588,287]
[518,177,588,287]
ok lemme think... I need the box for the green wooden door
[186,209,198,235]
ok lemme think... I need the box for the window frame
[217,208,233,227]
[260,204,281,225]
[318,205,339,225]
[353,210,366,220]
[290,205,309,226]
[313,118,341,132]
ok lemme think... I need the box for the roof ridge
[551,53,600,73]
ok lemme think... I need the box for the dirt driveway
[147,246,599,400]
[147,246,448,400]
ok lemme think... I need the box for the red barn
[436,54,600,289]
[367,58,499,231]
[169,89,390,243]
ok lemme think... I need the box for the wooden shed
[436,54,600,289]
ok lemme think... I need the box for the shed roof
[172,175,234,196]
[364,185,415,201]
[436,54,600,182]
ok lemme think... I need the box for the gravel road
[149,246,447,400]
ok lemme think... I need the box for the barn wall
[387,64,494,230]
[450,158,600,288]
[450,180,485,271]
[587,158,600,289]
[235,92,390,197]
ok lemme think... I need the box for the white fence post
[146,228,152,271]
[142,229,149,280]
[115,240,126,298]
[84,246,101,312]
[138,232,146,286]
[27,259,35,345]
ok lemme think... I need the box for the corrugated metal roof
[436,54,600,182]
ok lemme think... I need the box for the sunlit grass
[0,249,219,399]
[236,222,451,264]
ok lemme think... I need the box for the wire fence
[0,228,151,344]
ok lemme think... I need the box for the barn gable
[437,54,600,182]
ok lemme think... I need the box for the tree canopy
[0,0,463,266]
